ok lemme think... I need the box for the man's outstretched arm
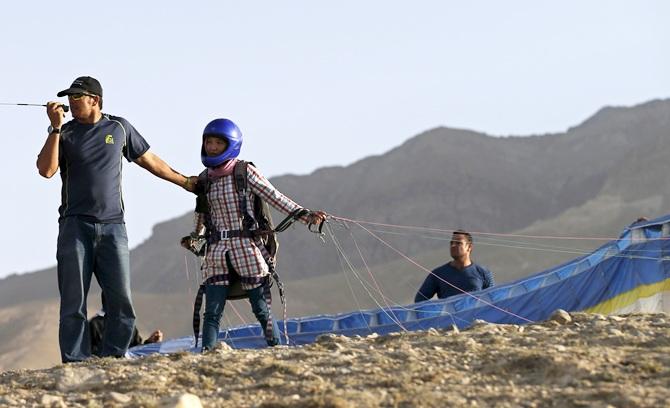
[135,151,197,193]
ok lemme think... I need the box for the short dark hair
[452,229,473,244]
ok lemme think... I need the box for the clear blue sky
[0,1,668,278]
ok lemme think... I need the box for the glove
[180,234,207,256]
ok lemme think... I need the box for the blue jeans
[201,284,280,351]
[56,217,136,362]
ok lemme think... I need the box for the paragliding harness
[185,160,313,348]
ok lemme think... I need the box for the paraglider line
[363,228,665,261]
[326,223,409,332]
[350,220,535,324]
[331,215,657,242]
[348,226,408,332]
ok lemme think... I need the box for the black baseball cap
[57,76,103,97]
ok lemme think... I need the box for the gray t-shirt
[58,114,150,223]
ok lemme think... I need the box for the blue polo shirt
[58,114,150,223]
[414,262,495,302]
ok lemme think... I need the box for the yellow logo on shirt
[105,135,114,144]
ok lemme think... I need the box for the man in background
[89,310,163,356]
[415,229,494,302]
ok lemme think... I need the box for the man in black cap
[37,76,197,363]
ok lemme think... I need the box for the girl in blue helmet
[185,118,326,351]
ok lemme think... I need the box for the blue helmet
[200,118,243,168]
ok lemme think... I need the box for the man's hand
[183,175,198,193]
[46,101,65,128]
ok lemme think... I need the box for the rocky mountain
[1,99,668,370]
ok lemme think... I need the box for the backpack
[232,160,279,265]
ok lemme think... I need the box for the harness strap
[274,208,311,233]
[261,279,275,343]
[274,208,325,235]
[234,161,257,232]
[207,229,256,243]
[268,264,289,345]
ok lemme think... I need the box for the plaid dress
[194,163,308,289]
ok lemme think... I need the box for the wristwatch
[47,125,61,134]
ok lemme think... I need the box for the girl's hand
[308,210,327,226]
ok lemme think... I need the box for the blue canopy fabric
[128,215,670,358]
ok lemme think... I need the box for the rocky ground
[0,311,668,407]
